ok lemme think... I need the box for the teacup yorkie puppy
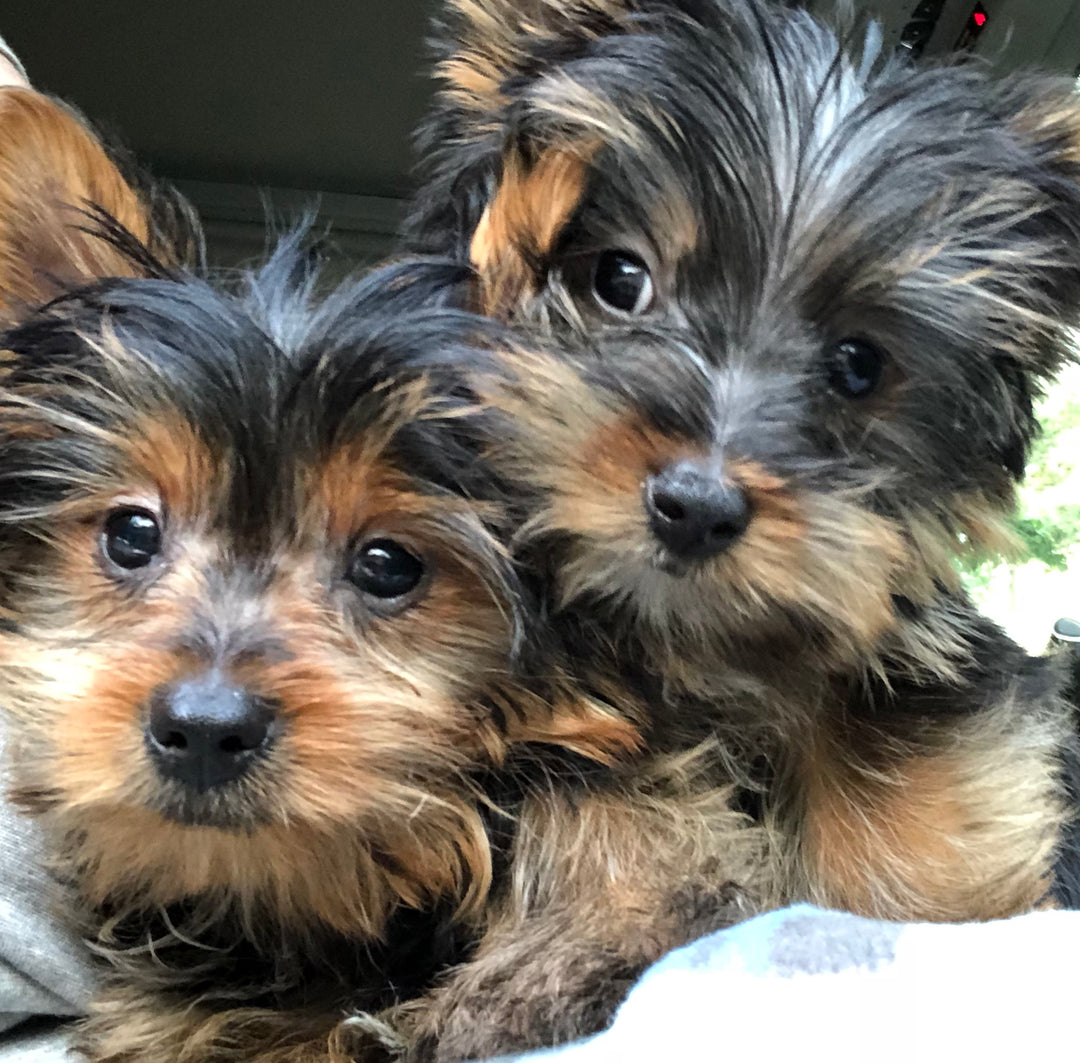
[0,91,769,1063]
[405,0,1080,919]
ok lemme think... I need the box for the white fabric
[0,727,97,1039]
[495,904,1080,1061]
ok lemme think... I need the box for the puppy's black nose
[146,671,277,792]
[644,461,751,561]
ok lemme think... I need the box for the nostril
[651,489,686,522]
[147,690,191,752]
[215,713,272,756]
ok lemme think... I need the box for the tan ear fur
[0,88,155,320]
[439,0,637,115]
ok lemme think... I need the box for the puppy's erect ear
[0,88,179,321]
[433,0,637,116]
[405,0,726,258]
[403,0,641,254]
[1001,85,1080,333]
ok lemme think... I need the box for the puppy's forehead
[515,12,868,206]
[91,315,454,544]
[114,394,423,550]
[524,14,1057,278]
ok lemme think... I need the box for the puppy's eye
[827,339,885,399]
[102,509,162,570]
[592,250,655,315]
[348,539,425,601]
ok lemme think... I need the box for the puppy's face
[430,0,1080,665]
[0,255,552,921]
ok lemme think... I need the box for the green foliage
[960,365,1079,618]
[1017,370,1080,563]
[1011,516,1070,571]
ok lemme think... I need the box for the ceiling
[2,0,438,261]
[5,0,1080,262]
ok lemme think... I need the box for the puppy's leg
[403,761,771,1062]
[796,678,1067,921]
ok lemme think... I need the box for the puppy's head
[0,239,639,931]
[434,0,1080,670]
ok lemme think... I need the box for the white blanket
[496,904,1078,1061]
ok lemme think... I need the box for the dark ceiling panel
[4,1,1079,263]
[1,0,437,199]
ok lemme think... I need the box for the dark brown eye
[348,539,425,601]
[827,339,885,399]
[592,250,655,315]
[103,509,162,569]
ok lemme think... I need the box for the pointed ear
[1004,85,1080,327]
[403,0,634,253]
[0,88,171,321]
[434,0,636,117]
[468,144,594,315]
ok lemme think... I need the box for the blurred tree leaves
[1011,516,1071,571]
[961,366,1079,607]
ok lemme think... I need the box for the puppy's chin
[651,550,700,578]
[559,527,900,669]
[147,785,272,833]
[557,542,700,625]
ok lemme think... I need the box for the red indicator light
[955,3,990,49]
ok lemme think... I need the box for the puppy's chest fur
[67,752,607,1021]
[83,896,474,1017]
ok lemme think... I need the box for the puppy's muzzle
[644,460,750,561]
[146,670,279,792]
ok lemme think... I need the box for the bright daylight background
[964,361,1080,653]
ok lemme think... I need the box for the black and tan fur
[0,90,770,1063]
[405,0,1080,926]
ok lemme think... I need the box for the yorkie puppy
[0,92,768,1063]
[406,0,1080,920]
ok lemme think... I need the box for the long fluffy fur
[406,0,1080,929]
